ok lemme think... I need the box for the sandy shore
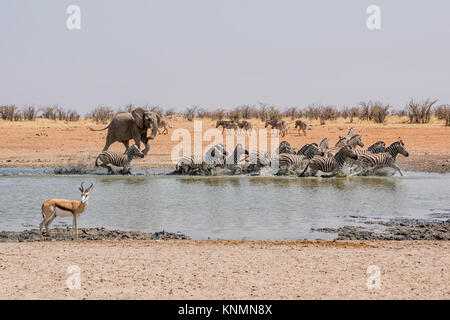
[1,118,449,172]
[0,240,448,299]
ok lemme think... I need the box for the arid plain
[0,117,449,299]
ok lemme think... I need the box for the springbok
[40,182,94,241]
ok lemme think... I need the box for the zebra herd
[174,128,410,177]
[216,120,253,135]
[215,119,310,137]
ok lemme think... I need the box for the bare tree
[184,105,199,121]
[88,105,115,123]
[22,106,38,120]
[406,99,437,124]
[41,106,57,120]
[435,104,450,126]
[0,105,18,121]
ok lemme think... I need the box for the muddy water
[0,171,449,239]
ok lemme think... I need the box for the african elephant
[89,107,160,155]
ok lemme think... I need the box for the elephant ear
[131,107,146,129]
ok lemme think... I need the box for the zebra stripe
[355,141,386,155]
[176,155,206,174]
[297,143,324,159]
[95,144,144,173]
[356,141,409,176]
[300,145,358,177]
[278,153,307,169]
[204,144,227,166]
[277,141,296,154]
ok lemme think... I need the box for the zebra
[157,118,171,135]
[277,120,289,137]
[299,145,359,177]
[355,140,409,176]
[355,141,386,155]
[176,144,228,175]
[297,143,325,159]
[216,120,238,134]
[264,119,278,129]
[265,119,288,137]
[246,150,272,174]
[95,144,144,174]
[277,144,324,175]
[297,143,315,155]
[327,134,364,157]
[204,144,228,167]
[175,155,207,175]
[294,120,309,136]
[277,141,296,154]
[225,144,249,174]
[237,120,253,135]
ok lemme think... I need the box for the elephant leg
[141,136,150,155]
[102,131,116,151]
[103,140,113,152]
[122,141,130,152]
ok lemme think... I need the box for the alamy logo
[366,265,381,290]
[66,5,81,30]
[66,265,81,290]
[366,5,381,30]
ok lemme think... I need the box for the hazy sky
[1,0,450,113]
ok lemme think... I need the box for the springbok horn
[80,182,85,192]
[88,183,94,191]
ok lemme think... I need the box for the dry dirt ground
[0,240,448,299]
[0,117,449,172]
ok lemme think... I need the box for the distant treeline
[1,100,449,126]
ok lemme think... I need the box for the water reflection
[178,176,243,187]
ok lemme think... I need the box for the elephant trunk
[149,123,158,139]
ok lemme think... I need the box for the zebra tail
[299,163,310,177]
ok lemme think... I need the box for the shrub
[41,106,57,120]
[164,108,176,117]
[65,109,81,121]
[148,105,164,116]
[406,99,437,124]
[435,105,450,126]
[318,105,338,125]
[22,106,38,120]
[267,105,281,121]
[305,104,321,120]
[358,101,390,123]
[283,107,299,120]
[349,107,360,123]
[0,105,18,121]
[211,108,225,120]
[371,104,390,123]
[359,102,372,121]
[184,105,199,121]
[89,105,115,123]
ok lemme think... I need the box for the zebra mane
[334,145,353,165]
[349,134,361,141]
[319,138,329,150]
[335,136,347,146]
[385,140,407,159]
